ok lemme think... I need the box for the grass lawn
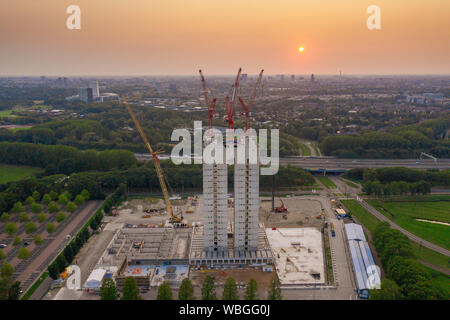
[341,178,359,189]
[0,110,17,118]
[411,242,450,270]
[368,198,450,250]
[299,143,311,156]
[341,199,382,234]
[21,272,48,300]
[0,164,42,184]
[8,126,31,132]
[317,176,337,189]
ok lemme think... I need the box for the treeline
[48,207,104,280]
[0,142,137,174]
[371,222,447,299]
[320,117,450,158]
[345,167,450,186]
[362,180,431,196]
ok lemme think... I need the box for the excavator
[122,98,183,225]
[274,197,288,213]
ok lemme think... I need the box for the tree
[37,212,47,223]
[81,189,90,200]
[201,275,217,300]
[1,262,14,279]
[100,278,119,300]
[19,212,29,222]
[25,196,35,205]
[178,278,195,300]
[34,234,43,245]
[32,191,40,202]
[58,194,68,206]
[42,194,51,205]
[0,250,5,261]
[13,237,21,246]
[0,212,10,222]
[46,222,56,233]
[55,255,67,273]
[48,263,59,280]
[4,222,17,236]
[74,195,85,206]
[121,276,141,300]
[244,278,258,300]
[157,281,173,300]
[66,202,77,213]
[222,277,239,300]
[7,281,21,300]
[49,190,58,201]
[56,211,66,222]
[267,274,282,300]
[370,279,403,300]
[25,222,37,234]
[48,201,59,213]
[17,247,30,260]
[12,202,24,213]
[31,202,42,214]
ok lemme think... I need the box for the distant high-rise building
[291,74,295,80]
[169,83,177,93]
[90,80,100,98]
[79,87,94,103]
[311,74,315,82]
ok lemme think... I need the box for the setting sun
[298,46,304,53]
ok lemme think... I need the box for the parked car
[0,243,7,248]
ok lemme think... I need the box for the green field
[368,198,450,250]
[342,199,381,233]
[0,110,17,118]
[317,176,337,189]
[340,178,359,188]
[412,242,450,270]
[419,265,450,298]
[0,164,42,184]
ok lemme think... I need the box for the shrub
[56,212,66,222]
[46,223,56,233]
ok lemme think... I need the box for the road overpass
[136,153,450,170]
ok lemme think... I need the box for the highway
[136,153,450,170]
[280,157,450,170]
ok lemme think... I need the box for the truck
[330,222,335,237]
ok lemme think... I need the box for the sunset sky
[1,0,449,76]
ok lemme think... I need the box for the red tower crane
[238,69,264,131]
[225,68,242,130]
[199,69,217,130]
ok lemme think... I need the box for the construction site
[58,68,370,300]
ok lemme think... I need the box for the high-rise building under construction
[203,160,228,254]
[234,134,259,253]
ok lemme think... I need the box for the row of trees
[0,142,137,175]
[48,207,103,280]
[0,262,21,300]
[100,274,283,301]
[346,167,450,186]
[362,180,431,196]
[370,222,447,300]
[320,117,450,158]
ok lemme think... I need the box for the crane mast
[122,99,181,223]
[238,69,264,130]
[199,69,217,130]
[225,67,242,129]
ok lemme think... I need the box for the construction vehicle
[274,197,288,213]
[122,98,183,225]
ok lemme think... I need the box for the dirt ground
[259,196,324,228]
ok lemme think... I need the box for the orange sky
[1,0,449,76]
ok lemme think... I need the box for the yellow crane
[122,98,182,224]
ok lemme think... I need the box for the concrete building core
[203,162,228,253]
[234,134,259,253]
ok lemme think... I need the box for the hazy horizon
[1,0,449,76]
